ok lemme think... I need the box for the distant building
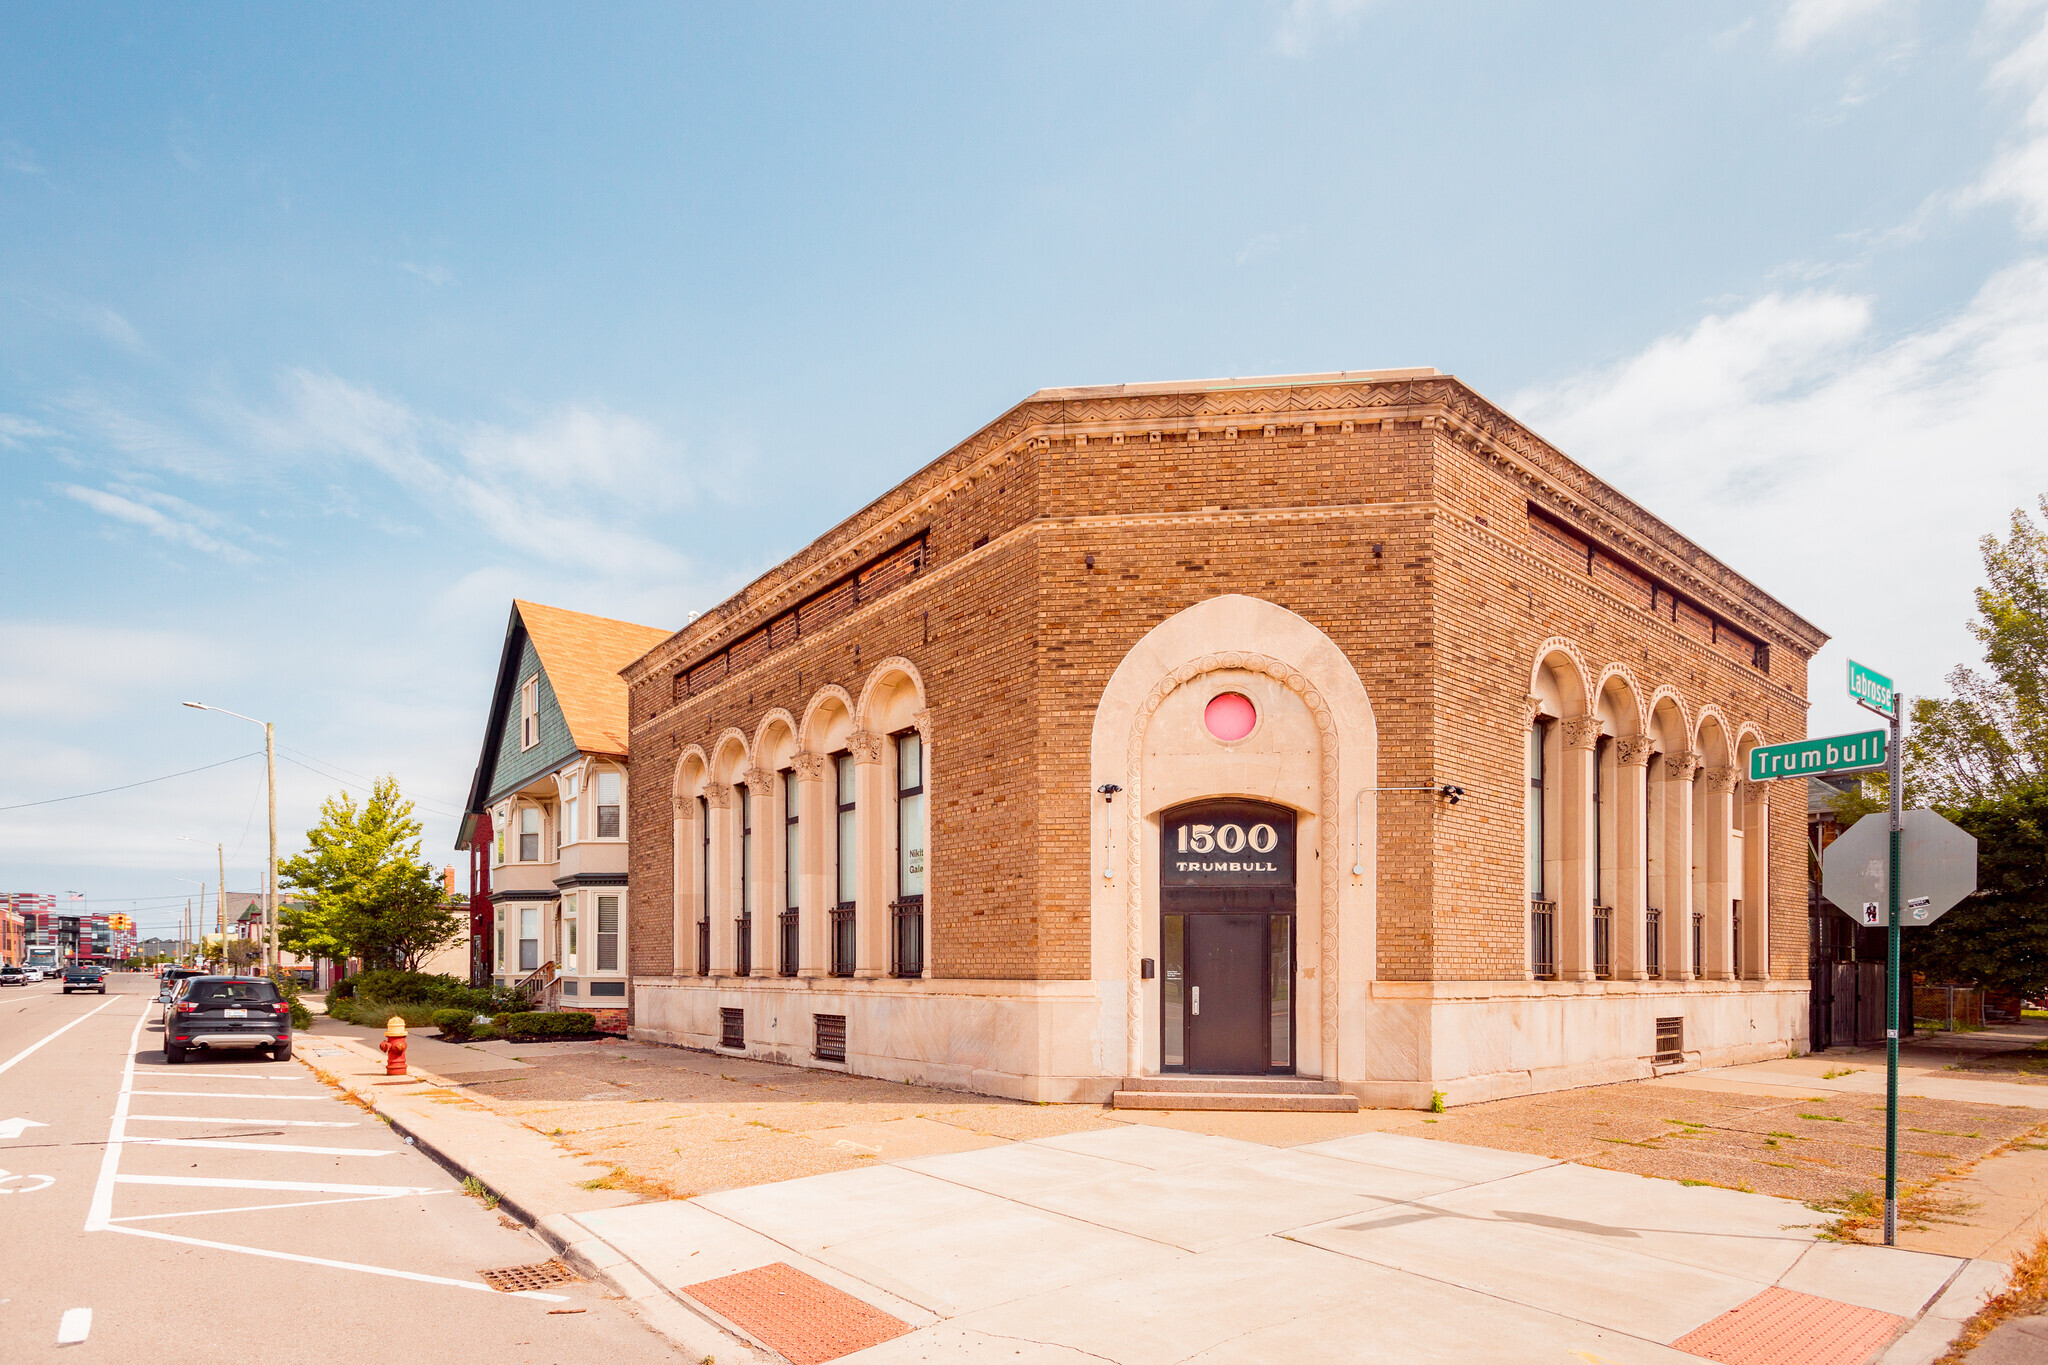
[457,600,671,1030]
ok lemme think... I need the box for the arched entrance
[1160,798,1296,1074]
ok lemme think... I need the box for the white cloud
[0,413,58,448]
[57,483,256,562]
[1272,0,1374,59]
[399,261,455,287]
[1514,256,2048,737]
[1,140,42,174]
[1962,1,2048,234]
[0,622,217,720]
[1778,0,1907,52]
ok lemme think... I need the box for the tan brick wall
[625,377,1823,988]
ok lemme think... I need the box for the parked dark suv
[166,976,294,1063]
[62,964,107,994]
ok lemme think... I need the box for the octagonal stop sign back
[1821,809,1979,927]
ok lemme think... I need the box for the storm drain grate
[1671,1287,1904,1365]
[479,1259,579,1293]
[683,1261,908,1364]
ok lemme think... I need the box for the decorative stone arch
[752,707,800,764]
[1529,636,1592,718]
[1729,719,1770,980]
[669,744,712,975]
[799,684,857,752]
[1693,705,1734,766]
[672,744,709,799]
[709,728,751,783]
[1593,663,1647,736]
[855,656,928,732]
[1089,594,1376,1085]
[1647,686,1693,749]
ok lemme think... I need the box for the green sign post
[1747,729,1887,782]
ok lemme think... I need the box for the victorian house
[457,600,671,1029]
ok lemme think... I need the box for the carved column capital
[791,750,825,780]
[1739,778,1767,810]
[1560,715,1602,751]
[1700,766,1738,796]
[742,766,774,792]
[702,782,733,810]
[848,729,885,765]
[1665,750,1702,782]
[911,708,932,740]
[1524,694,1545,725]
[1616,735,1656,767]
[670,793,690,818]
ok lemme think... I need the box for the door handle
[1191,986,1200,1016]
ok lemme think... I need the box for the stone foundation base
[630,975,1809,1109]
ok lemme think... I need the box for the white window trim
[592,766,625,841]
[520,677,540,751]
[591,891,625,976]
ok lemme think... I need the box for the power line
[276,754,465,818]
[0,752,263,812]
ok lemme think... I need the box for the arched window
[1527,719,1556,980]
[735,782,752,977]
[832,752,857,977]
[696,795,710,976]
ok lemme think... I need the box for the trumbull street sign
[1747,729,1887,781]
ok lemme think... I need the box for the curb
[299,1034,763,1364]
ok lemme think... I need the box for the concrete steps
[1110,1076,1360,1112]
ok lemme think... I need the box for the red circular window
[1204,691,1257,742]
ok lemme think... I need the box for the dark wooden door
[1186,914,1268,1074]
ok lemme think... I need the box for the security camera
[1438,784,1464,805]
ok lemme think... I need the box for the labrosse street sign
[1748,729,1888,782]
[1848,659,1897,719]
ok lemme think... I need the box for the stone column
[792,752,828,979]
[1558,715,1600,982]
[744,767,775,977]
[1697,767,1737,982]
[1662,752,1699,980]
[849,730,889,980]
[670,793,692,976]
[1615,736,1653,981]
[703,782,733,976]
[1740,780,1771,980]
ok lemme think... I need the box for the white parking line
[116,1137,393,1157]
[56,1307,91,1344]
[0,998,118,1078]
[126,1114,359,1128]
[128,1090,326,1100]
[110,1189,453,1223]
[89,1004,561,1299]
[117,1174,443,1195]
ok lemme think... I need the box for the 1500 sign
[1161,801,1295,887]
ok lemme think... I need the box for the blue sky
[5,1,2046,938]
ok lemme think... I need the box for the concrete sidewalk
[298,1027,2015,1364]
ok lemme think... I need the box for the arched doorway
[1160,798,1296,1075]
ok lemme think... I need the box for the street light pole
[175,837,225,971]
[183,703,278,975]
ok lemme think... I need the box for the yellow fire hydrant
[379,1016,409,1075]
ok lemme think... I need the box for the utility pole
[182,703,278,974]
[217,843,226,974]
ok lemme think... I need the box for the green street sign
[1749,729,1888,782]
[1847,659,1896,719]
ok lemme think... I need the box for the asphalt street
[0,974,678,1363]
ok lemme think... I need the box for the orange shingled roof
[514,600,672,757]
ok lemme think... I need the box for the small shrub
[433,1008,476,1040]
[1429,1089,1446,1114]
[498,1011,597,1041]
[329,976,356,1000]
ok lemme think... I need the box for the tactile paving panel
[478,1259,579,1292]
[682,1261,910,1364]
[1672,1287,1905,1365]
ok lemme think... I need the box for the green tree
[1906,778,2048,999]
[279,777,461,972]
[1906,496,2048,806]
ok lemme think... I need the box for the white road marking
[56,1307,91,1344]
[117,1173,443,1195]
[116,1136,393,1157]
[102,1223,568,1301]
[125,1114,359,1128]
[0,998,118,1078]
[90,1003,556,1299]
[129,1090,325,1100]
[0,1117,50,1139]
[0,1167,56,1193]
[110,1188,453,1223]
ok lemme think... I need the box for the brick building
[620,370,1826,1106]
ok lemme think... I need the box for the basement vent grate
[721,1007,745,1049]
[479,1259,579,1293]
[814,1012,846,1063]
[1655,1016,1684,1064]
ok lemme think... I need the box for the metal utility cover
[1821,810,1979,926]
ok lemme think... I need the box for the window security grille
[1593,906,1612,981]
[891,900,924,979]
[1645,908,1663,979]
[720,1008,744,1050]
[1530,901,1557,980]
[779,909,799,977]
[830,907,856,977]
[814,1012,847,1063]
[1655,1016,1684,1064]
[1692,912,1705,981]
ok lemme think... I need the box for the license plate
[224,1008,248,1018]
